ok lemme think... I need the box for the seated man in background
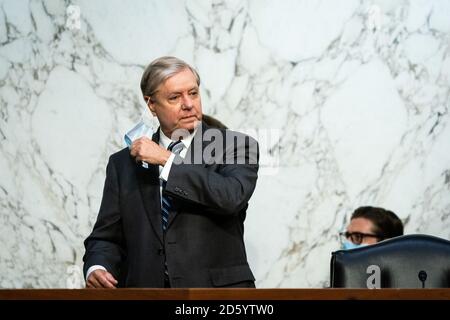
[340,206,404,250]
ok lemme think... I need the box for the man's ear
[144,95,157,116]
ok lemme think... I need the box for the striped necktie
[161,140,184,231]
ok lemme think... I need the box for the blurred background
[0,0,449,288]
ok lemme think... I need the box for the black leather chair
[330,234,450,288]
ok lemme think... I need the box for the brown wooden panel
[1,288,450,300]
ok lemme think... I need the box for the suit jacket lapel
[136,129,164,245]
[167,122,210,228]
[179,121,210,165]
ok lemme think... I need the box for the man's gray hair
[140,56,200,100]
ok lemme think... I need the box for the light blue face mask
[124,120,153,168]
[124,120,153,148]
[341,240,369,250]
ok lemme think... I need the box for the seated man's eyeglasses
[339,231,381,245]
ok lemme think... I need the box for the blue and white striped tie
[161,140,184,231]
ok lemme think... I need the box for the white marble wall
[0,0,449,288]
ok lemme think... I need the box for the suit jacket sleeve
[83,156,125,278]
[164,134,259,216]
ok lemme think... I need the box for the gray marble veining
[0,0,449,288]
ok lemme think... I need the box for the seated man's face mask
[341,240,369,250]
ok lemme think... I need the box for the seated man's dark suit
[83,122,259,287]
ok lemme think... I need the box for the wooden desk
[1,288,450,300]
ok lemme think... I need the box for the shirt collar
[159,126,198,150]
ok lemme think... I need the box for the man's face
[147,68,202,138]
[346,217,379,245]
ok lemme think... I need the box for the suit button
[158,248,164,256]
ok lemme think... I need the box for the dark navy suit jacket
[83,122,259,287]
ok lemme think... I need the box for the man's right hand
[86,269,118,288]
[130,137,172,166]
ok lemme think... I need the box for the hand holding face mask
[124,120,153,168]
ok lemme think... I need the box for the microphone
[418,270,427,288]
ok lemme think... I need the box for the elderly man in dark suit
[83,56,259,288]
